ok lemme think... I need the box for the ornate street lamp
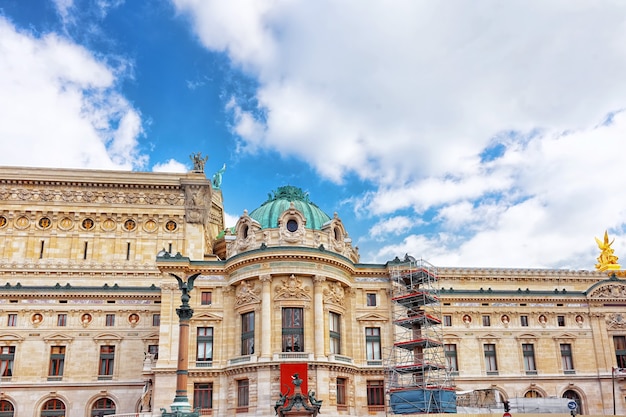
[161,272,200,417]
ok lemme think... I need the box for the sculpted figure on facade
[190,152,208,173]
[590,284,626,298]
[275,275,310,300]
[235,280,261,306]
[595,231,620,271]
[606,313,626,329]
[323,281,345,306]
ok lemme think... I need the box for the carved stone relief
[275,275,311,300]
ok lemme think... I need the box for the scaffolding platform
[385,258,456,414]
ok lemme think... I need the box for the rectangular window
[201,292,212,305]
[520,315,528,327]
[57,314,67,327]
[241,312,254,355]
[152,314,161,327]
[49,346,65,377]
[443,315,452,326]
[126,242,131,261]
[105,314,115,326]
[366,327,382,361]
[194,382,213,410]
[99,345,115,376]
[148,344,159,360]
[615,336,626,368]
[330,312,341,355]
[523,343,537,373]
[482,315,491,326]
[560,343,574,373]
[237,379,249,409]
[558,315,565,327]
[197,327,213,362]
[366,293,377,306]
[0,346,15,377]
[444,344,458,372]
[7,314,17,327]
[282,307,304,352]
[366,380,385,409]
[337,377,347,407]
[484,343,498,373]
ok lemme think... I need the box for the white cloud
[172,1,626,268]
[369,216,417,239]
[0,16,147,170]
[223,212,240,229]
[152,159,188,173]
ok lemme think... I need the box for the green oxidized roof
[249,185,331,230]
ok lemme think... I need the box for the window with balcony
[90,398,115,417]
[48,346,65,379]
[194,382,213,411]
[282,308,303,352]
[197,327,213,362]
[366,327,381,361]
[337,377,347,409]
[483,343,498,374]
[366,380,385,411]
[0,346,15,378]
[523,343,537,374]
[201,292,212,305]
[330,312,341,355]
[614,336,626,368]
[41,399,66,417]
[99,346,115,378]
[366,293,377,306]
[237,379,249,411]
[560,343,574,373]
[444,344,458,372]
[520,315,528,327]
[241,312,254,355]
[148,344,159,360]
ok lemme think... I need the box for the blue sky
[2,0,626,269]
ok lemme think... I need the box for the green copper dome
[249,186,331,230]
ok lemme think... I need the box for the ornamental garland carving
[235,280,261,306]
[589,284,626,299]
[0,186,183,206]
[184,185,211,224]
[323,281,345,306]
[275,275,311,300]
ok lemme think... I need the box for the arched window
[91,397,116,416]
[524,389,543,398]
[41,399,65,417]
[563,390,582,414]
[0,400,14,417]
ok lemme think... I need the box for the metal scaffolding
[385,257,456,414]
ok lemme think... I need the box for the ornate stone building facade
[0,166,625,416]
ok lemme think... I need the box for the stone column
[260,274,272,360]
[314,275,326,360]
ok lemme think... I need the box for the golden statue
[595,231,620,271]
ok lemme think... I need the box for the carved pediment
[323,282,345,306]
[0,333,24,343]
[356,313,388,322]
[93,333,123,343]
[44,333,74,344]
[192,313,223,322]
[552,332,577,340]
[589,283,626,299]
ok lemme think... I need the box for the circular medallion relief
[81,313,92,325]
[82,218,95,230]
[286,219,299,232]
[15,216,30,229]
[0,216,7,228]
[38,217,52,229]
[123,219,137,231]
[31,313,43,324]
[101,218,116,231]
[129,314,140,324]
[59,217,73,230]
[143,219,157,233]
[165,220,177,232]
